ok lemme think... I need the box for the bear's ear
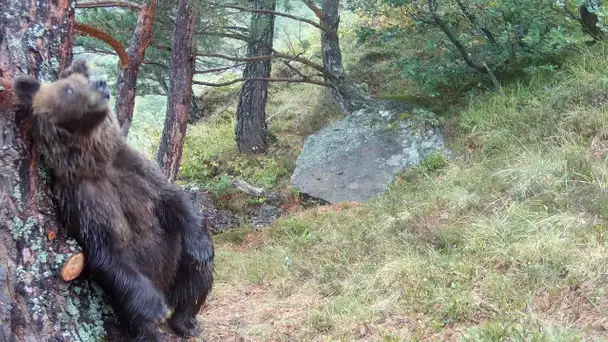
[59,59,90,79]
[13,75,41,108]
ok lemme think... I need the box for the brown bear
[13,60,214,341]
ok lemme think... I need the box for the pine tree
[235,0,277,154]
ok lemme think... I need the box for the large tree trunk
[156,0,196,182]
[320,0,368,115]
[0,1,121,340]
[115,0,157,136]
[235,0,276,154]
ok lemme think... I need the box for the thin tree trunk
[235,0,276,154]
[0,1,123,340]
[115,0,157,136]
[320,0,368,115]
[580,0,604,40]
[454,0,496,43]
[427,0,501,93]
[156,0,195,182]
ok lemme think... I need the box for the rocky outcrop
[184,186,280,232]
[184,187,240,233]
[291,101,448,203]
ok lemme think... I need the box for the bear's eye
[64,86,74,95]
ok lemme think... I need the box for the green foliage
[180,116,237,182]
[195,81,240,120]
[267,84,344,136]
[183,147,292,189]
[417,151,448,175]
[410,107,443,127]
[349,0,605,98]
[190,152,290,190]
[212,175,233,195]
[213,224,254,245]
[126,94,167,154]
[75,1,248,97]
[179,109,296,191]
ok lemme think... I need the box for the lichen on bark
[0,0,116,340]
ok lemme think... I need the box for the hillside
[193,45,608,341]
[77,3,608,340]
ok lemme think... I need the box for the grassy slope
[199,46,608,341]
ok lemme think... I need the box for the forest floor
[168,46,608,341]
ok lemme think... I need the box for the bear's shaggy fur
[13,60,214,341]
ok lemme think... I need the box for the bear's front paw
[135,281,170,322]
[133,325,163,342]
[170,315,201,338]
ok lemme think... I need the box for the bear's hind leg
[155,186,214,337]
[168,256,214,338]
[156,189,214,262]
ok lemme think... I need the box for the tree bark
[156,0,196,182]
[580,0,604,40]
[0,0,124,340]
[188,94,203,124]
[115,0,157,136]
[235,0,277,154]
[320,0,368,115]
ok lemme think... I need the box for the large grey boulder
[291,101,447,203]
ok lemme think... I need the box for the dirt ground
[198,284,321,342]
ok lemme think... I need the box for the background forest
[2,0,608,340]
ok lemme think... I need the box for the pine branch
[427,0,501,92]
[152,42,330,80]
[74,47,114,55]
[76,0,142,10]
[193,77,330,87]
[143,60,168,69]
[75,22,129,67]
[272,49,326,74]
[303,0,324,21]
[75,47,165,69]
[196,31,250,42]
[152,44,326,74]
[454,0,496,43]
[283,59,307,79]
[225,4,331,33]
[194,64,245,75]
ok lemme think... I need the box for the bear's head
[13,59,111,135]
